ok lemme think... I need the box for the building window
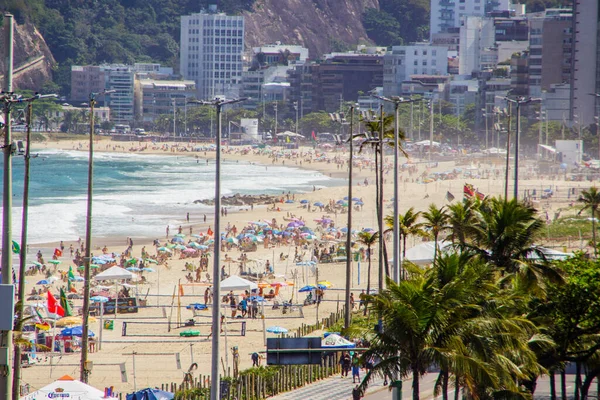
[432,50,437,56]
[414,60,418,65]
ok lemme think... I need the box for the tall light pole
[80,89,115,383]
[330,107,355,332]
[374,95,417,283]
[0,14,14,399]
[294,101,299,135]
[172,99,176,139]
[13,94,57,398]
[482,107,489,153]
[503,96,540,200]
[188,97,246,400]
[536,110,546,159]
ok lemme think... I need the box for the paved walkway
[268,374,387,400]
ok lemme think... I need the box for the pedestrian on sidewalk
[352,385,363,400]
[340,352,351,377]
[352,354,361,383]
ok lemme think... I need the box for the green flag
[68,266,75,281]
[12,241,20,254]
[59,288,73,317]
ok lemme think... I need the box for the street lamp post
[188,97,246,400]
[503,96,540,200]
[80,89,115,383]
[482,107,489,153]
[373,96,417,283]
[13,94,57,397]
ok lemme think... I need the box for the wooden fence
[156,308,346,400]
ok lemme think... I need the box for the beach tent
[127,388,174,400]
[528,246,573,261]
[20,375,106,400]
[220,275,258,291]
[322,333,356,349]
[403,241,452,265]
[414,140,440,147]
[94,266,138,281]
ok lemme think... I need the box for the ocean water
[0,149,342,244]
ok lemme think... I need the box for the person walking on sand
[166,226,170,238]
[186,212,190,222]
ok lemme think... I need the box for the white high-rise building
[430,0,511,40]
[180,11,245,100]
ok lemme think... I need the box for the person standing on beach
[203,214,207,222]
[166,226,170,238]
[186,212,190,222]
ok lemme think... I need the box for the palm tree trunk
[561,368,567,400]
[412,365,420,400]
[402,234,407,280]
[593,208,597,258]
[575,362,582,400]
[442,369,449,400]
[454,375,460,400]
[433,233,438,261]
[364,251,371,316]
[374,148,383,293]
[550,370,556,400]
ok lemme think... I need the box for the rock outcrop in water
[195,193,282,206]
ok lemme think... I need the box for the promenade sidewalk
[267,374,388,400]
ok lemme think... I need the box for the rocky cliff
[243,0,380,58]
[0,20,55,91]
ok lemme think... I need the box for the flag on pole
[311,131,316,141]
[207,227,213,236]
[60,288,73,317]
[446,191,455,202]
[47,291,65,318]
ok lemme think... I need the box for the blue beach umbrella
[300,200,309,204]
[299,285,316,292]
[91,296,109,303]
[60,326,95,337]
[266,326,288,334]
[171,237,184,243]
[285,199,294,203]
[126,388,174,400]
[314,202,324,207]
[36,280,50,285]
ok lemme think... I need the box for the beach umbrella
[340,227,348,233]
[318,281,332,288]
[317,284,328,290]
[70,276,85,282]
[197,245,209,250]
[355,201,364,206]
[90,264,100,268]
[56,316,96,327]
[91,296,109,303]
[48,260,61,265]
[300,199,309,204]
[142,267,156,273]
[174,233,186,238]
[36,280,51,285]
[182,248,196,253]
[67,293,83,299]
[299,285,316,292]
[171,237,184,243]
[157,247,170,252]
[271,282,288,287]
[126,258,139,265]
[336,200,345,205]
[191,234,202,239]
[175,244,187,250]
[285,199,294,203]
[32,261,42,267]
[266,326,288,334]
[27,295,44,300]
[144,259,158,264]
[225,237,239,244]
[60,326,95,337]
[314,202,324,207]
[248,296,265,302]
[126,267,141,272]
[93,259,107,265]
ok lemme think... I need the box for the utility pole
[188,97,246,400]
[504,96,540,200]
[14,94,57,397]
[172,99,176,139]
[378,104,384,294]
[429,98,434,163]
[374,95,417,283]
[0,13,14,400]
[588,93,600,160]
[80,89,114,383]
[504,105,511,200]
[344,106,354,331]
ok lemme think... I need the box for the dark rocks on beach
[195,193,280,206]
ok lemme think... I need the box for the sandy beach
[17,135,594,395]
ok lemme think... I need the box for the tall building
[383,44,448,98]
[137,79,196,125]
[180,10,245,100]
[570,0,599,125]
[430,0,511,40]
[70,66,106,102]
[105,65,136,125]
[528,9,573,98]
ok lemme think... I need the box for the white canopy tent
[403,241,452,265]
[21,375,106,400]
[94,266,138,281]
[220,275,258,291]
[414,140,440,147]
[276,131,303,138]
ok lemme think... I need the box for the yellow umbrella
[55,316,96,327]
[317,281,332,288]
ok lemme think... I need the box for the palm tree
[385,207,425,279]
[356,231,379,315]
[355,114,397,290]
[446,198,478,245]
[578,186,600,258]
[468,197,563,291]
[422,204,449,260]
